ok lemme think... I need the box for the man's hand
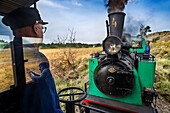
[26,68,32,74]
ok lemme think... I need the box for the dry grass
[40,47,102,60]
[0,47,102,91]
[0,48,14,91]
[151,41,170,101]
[39,47,101,79]
[40,47,102,85]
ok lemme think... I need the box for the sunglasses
[42,26,47,33]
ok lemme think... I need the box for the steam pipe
[34,3,37,9]
[106,20,109,37]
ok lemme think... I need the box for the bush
[83,57,88,62]
[151,49,160,56]
[164,52,170,60]
[81,63,88,71]
[152,36,160,42]
[155,80,170,101]
[81,69,89,76]
[154,58,170,101]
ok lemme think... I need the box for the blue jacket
[24,69,63,113]
[145,45,150,54]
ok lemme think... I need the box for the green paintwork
[138,60,156,92]
[88,58,142,105]
[89,58,99,86]
[130,38,146,53]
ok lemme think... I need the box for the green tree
[138,24,151,38]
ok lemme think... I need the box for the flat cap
[2,7,48,30]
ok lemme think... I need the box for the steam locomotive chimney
[108,12,125,38]
[106,0,128,38]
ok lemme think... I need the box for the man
[145,40,150,54]
[2,7,63,113]
[27,62,63,113]
[130,49,137,60]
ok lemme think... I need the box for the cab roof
[131,36,144,41]
[0,0,38,16]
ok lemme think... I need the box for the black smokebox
[108,12,125,38]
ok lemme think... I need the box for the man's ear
[33,24,40,35]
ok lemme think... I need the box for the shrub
[152,36,160,42]
[154,58,170,101]
[81,69,89,77]
[81,63,88,71]
[155,80,170,101]
[83,57,88,62]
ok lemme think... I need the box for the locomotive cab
[130,36,146,54]
[0,0,50,113]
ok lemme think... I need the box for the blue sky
[0,0,170,43]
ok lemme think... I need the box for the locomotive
[80,12,158,113]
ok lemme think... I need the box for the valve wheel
[58,87,87,103]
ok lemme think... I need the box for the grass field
[150,41,170,101]
[0,47,102,91]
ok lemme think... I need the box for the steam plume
[125,15,145,35]
[105,0,128,13]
